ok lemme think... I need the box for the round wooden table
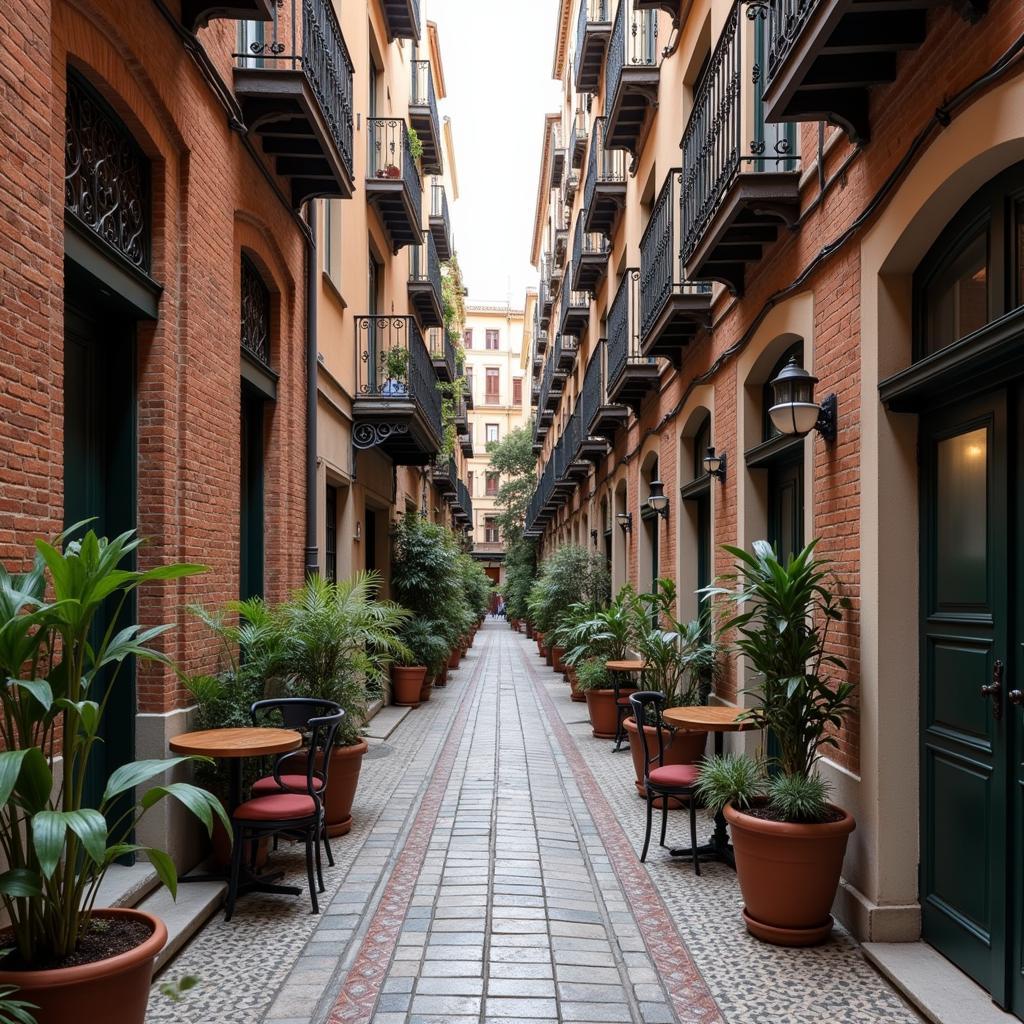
[605,661,649,750]
[170,726,303,898]
[662,705,756,868]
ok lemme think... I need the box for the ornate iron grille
[605,0,658,112]
[367,117,422,215]
[234,0,354,180]
[581,343,602,434]
[411,60,440,138]
[607,268,645,388]
[65,70,149,272]
[639,169,711,339]
[583,117,625,219]
[575,0,612,86]
[765,0,817,86]
[430,182,450,222]
[564,410,581,465]
[240,254,271,365]
[428,327,456,381]
[410,230,442,300]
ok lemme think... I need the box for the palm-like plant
[561,585,643,668]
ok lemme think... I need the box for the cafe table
[170,726,302,896]
[661,705,756,868]
[604,660,648,751]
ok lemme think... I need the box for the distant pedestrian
[496,597,506,619]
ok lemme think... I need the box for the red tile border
[324,645,487,1024]
[524,646,726,1024]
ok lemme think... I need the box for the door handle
[1010,690,1024,706]
[981,659,1004,719]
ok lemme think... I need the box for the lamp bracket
[816,393,838,443]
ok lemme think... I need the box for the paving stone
[483,996,559,1018]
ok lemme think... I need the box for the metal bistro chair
[629,692,701,874]
[225,700,344,920]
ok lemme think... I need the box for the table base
[182,866,303,898]
[668,838,736,868]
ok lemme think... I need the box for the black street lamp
[703,446,727,481]
[647,480,669,520]
[768,357,837,442]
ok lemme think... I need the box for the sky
[428,0,563,308]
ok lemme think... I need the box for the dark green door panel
[240,388,265,601]
[920,392,1009,1004]
[768,457,804,565]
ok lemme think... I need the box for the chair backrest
[628,691,666,777]
[251,698,345,800]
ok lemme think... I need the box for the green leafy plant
[526,546,609,636]
[397,617,450,676]
[0,984,36,1024]
[694,754,766,813]
[407,126,423,163]
[572,657,611,693]
[561,584,641,667]
[0,527,228,964]
[383,345,409,385]
[158,975,200,1005]
[766,772,832,823]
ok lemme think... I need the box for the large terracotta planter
[584,688,637,739]
[551,645,567,674]
[420,673,434,703]
[0,907,166,1024]
[725,802,856,946]
[392,665,425,707]
[295,741,368,837]
[448,647,462,670]
[624,716,708,808]
[567,667,586,702]
[434,665,448,688]
[526,623,534,639]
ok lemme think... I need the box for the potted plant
[0,528,228,1024]
[393,617,446,707]
[696,540,855,947]
[624,579,718,802]
[275,572,409,836]
[408,126,423,164]
[381,346,409,396]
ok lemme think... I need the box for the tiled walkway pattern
[150,623,921,1024]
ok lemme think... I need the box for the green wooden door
[240,388,265,601]
[920,391,1011,1003]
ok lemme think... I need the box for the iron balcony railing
[456,476,473,523]
[427,327,456,381]
[410,230,442,305]
[234,0,354,181]
[411,60,440,133]
[564,410,581,467]
[765,0,818,88]
[554,331,579,370]
[605,0,659,114]
[559,284,589,338]
[575,0,612,84]
[680,1,798,265]
[431,453,457,492]
[572,216,610,280]
[580,342,602,433]
[354,315,442,439]
[607,269,648,388]
[367,118,422,214]
[569,106,590,169]
[553,430,567,482]
[639,169,711,339]
[583,117,625,218]
[430,181,449,223]
[550,121,565,187]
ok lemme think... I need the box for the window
[485,367,500,404]
[463,328,473,349]
[465,365,473,395]
[486,472,499,496]
[323,201,340,282]
[513,377,523,407]
[486,329,499,350]
[485,517,500,544]
[486,423,499,444]
[325,485,338,582]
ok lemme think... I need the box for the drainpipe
[305,202,320,579]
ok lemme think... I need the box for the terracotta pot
[448,647,461,669]
[392,665,425,707]
[545,644,554,666]
[420,674,434,703]
[295,741,367,837]
[584,688,637,739]
[551,645,566,674]
[567,667,586,703]
[526,623,534,639]
[725,802,856,946]
[434,665,448,688]
[0,907,167,1024]
[623,716,708,808]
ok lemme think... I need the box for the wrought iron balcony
[559,285,590,340]
[454,396,470,437]
[539,269,554,330]
[353,316,442,464]
[459,432,474,459]
[462,378,474,410]
[429,182,453,260]
[554,332,579,375]
[580,345,622,447]
[762,0,953,145]
[575,0,613,94]
[559,411,592,485]
[183,0,273,32]
[366,118,423,251]
[431,453,458,496]
[607,269,658,414]
[453,477,472,524]
[410,61,442,174]
[550,123,566,188]
[561,164,580,208]
[583,117,626,239]
[380,0,420,42]
[551,247,564,291]
[569,108,590,169]
[408,231,443,329]
[572,214,611,293]
[233,0,354,206]
[604,0,659,163]
[639,169,712,363]
[427,327,456,383]
[680,1,801,295]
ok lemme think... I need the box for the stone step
[138,876,226,975]
[96,862,161,909]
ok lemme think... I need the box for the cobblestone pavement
[150,622,920,1024]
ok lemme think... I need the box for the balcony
[559,284,590,339]
[560,411,593,485]
[639,169,712,364]
[583,117,626,239]
[366,118,423,252]
[554,332,579,375]
[680,2,801,296]
[604,0,659,164]
[539,270,554,330]
[561,164,580,207]
[607,269,658,415]
[453,477,472,525]
[410,61,443,174]
[408,231,443,329]
[427,327,456,383]
[575,0,613,94]
[572,215,611,293]
[353,316,442,464]
[579,354,616,457]
[431,454,458,496]
[183,0,272,32]
[550,247,564,292]
[429,183,453,261]
[762,0,950,145]
[550,123,566,188]
[454,397,469,437]
[460,432,474,459]
[462,378,474,410]
[380,0,420,42]
[569,108,590,169]
[232,0,354,207]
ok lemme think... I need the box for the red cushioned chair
[224,701,344,921]
[629,692,701,874]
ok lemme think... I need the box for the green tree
[486,419,536,543]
